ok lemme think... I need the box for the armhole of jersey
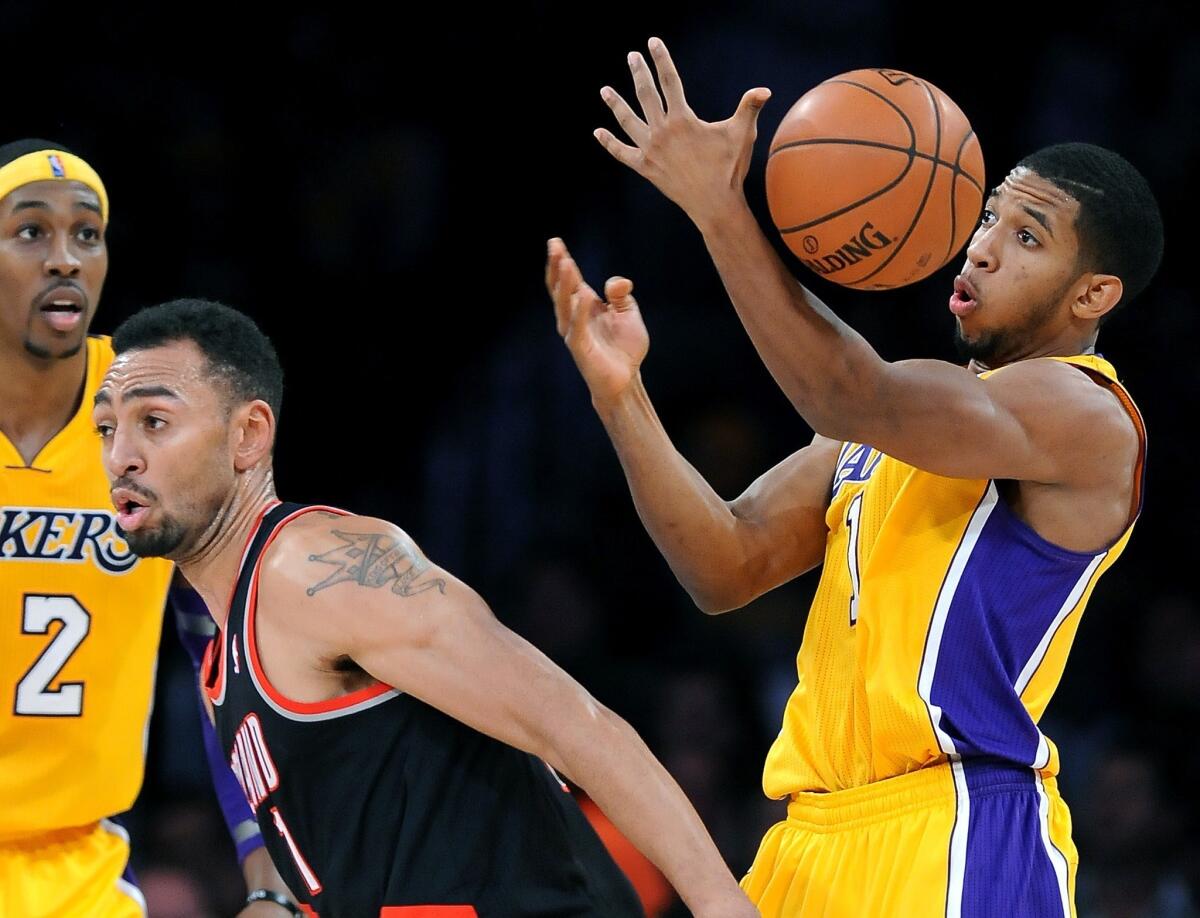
[1069,365,1148,527]
[244,504,397,716]
[201,632,225,706]
[205,497,283,708]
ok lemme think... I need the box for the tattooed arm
[255,514,755,918]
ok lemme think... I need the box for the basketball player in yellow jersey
[547,39,1164,917]
[0,142,295,917]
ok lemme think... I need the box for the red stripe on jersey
[205,501,282,705]
[244,504,395,715]
[201,631,224,704]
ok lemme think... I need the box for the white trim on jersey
[913,485,998,918]
[944,756,971,918]
[244,651,401,723]
[1014,552,1107,697]
[917,482,999,756]
[1034,773,1073,917]
[99,819,147,916]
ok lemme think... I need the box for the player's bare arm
[548,239,836,612]
[591,39,1138,549]
[255,514,758,918]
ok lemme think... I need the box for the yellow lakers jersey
[0,336,173,840]
[763,354,1146,798]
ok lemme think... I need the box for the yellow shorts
[0,820,145,918]
[741,760,1078,918]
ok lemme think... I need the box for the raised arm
[260,518,758,918]
[591,39,1132,487]
[547,241,835,612]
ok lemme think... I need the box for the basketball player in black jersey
[90,298,757,918]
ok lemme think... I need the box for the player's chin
[24,332,86,360]
[123,520,188,559]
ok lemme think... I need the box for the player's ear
[232,399,276,471]
[1071,273,1123,322]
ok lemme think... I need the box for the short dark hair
[112,299,284,422]
[1017,143,1164,307]
[0,138,75,169]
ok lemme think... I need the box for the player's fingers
[600,86,649,146]
[593,128,643,172]
[627,51,665,124]
[553,253,584,336]
[733,87,772,130]
[565,281,601,347]
[545,237,565,296]
[647,37,690,115]
[605,276,636,312]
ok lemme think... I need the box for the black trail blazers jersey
[203,502,645,918]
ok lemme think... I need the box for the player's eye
[979,209,996,226]
[16,225,41,240]
[144,416,166,431]
[1017,229,1039,246]
[94,422,114,438]
[77,226,102,244]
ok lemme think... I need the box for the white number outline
[15,594,91,717]
[270,806,323,895]
[845,494,865,626]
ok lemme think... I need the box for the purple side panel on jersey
[171,585,264,863]
[959,761,1068,917]
[929,497,1097,764]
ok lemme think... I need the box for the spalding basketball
[765,68,984,290]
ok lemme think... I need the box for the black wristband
[245,888,303,916]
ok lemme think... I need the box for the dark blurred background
[9,4,1197,916]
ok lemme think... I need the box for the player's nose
[103,429,146,479]
[965,225,998,272]
[44,232,82,278]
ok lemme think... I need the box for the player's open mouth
[112,490,153,531]
[37,301,84,333]
[949,276,978,317]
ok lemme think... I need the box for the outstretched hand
[546,238,649,404]
[595,37,771,228]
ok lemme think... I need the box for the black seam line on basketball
[854,77,942,285]
[770,136,983,196]
[774,78,922,233]
[825,79,918,148]
[777,155,914,233]
[769,137,961,172]
[945,129,974,266]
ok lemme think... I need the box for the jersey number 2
[14,595,91,716]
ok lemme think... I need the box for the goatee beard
[123,518,190,559]
[24,338,84,360]
[954,326,1009,365]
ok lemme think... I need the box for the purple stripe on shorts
[957,760,1068,917]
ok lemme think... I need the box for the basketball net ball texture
[766,68,985,290]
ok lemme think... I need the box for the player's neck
[0,342,89,463]
[177,470,278,630]
[968,331,1098,373]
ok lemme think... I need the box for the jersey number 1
[14,595,90,716]
[845,494,864,627]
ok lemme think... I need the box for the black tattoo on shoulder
[306,529,447,597]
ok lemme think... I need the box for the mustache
[113,477,159,503]
[31,279,89,310]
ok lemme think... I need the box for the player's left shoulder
[270,511,425,564]
[997,357,1140,481]
[991,357,1133,425]
[262,511,444,604]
